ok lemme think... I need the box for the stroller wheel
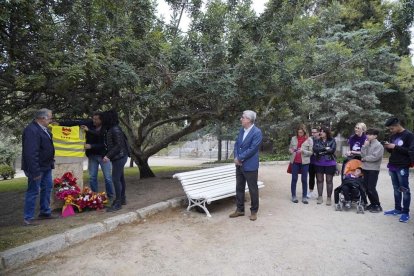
[335,204,342,211]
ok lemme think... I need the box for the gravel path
[9,164,414,276]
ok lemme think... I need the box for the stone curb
[0,196,187,272]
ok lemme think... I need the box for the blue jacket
[21,121,55,178]
[234,125,263,171]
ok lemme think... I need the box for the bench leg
[187,198,212,218]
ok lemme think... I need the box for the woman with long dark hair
[313,126,337,205]
[102,110,130,212]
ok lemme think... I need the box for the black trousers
[309,163,316,190]
[363,169,380,206]
[236,166,259,213]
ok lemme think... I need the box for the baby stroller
[334,159,367,214]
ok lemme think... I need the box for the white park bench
[173,164,265,217]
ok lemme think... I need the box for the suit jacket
[21,121,55,178]
[234,125,263,171]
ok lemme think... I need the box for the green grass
[0,166,198,193]
[0,178,28,192]
[203,153,291,164]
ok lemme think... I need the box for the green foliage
[259,153,290,162]
[1,0,412,172]
[0,131,20,166]
[0,165,15,180]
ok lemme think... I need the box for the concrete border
[0,196,187,272]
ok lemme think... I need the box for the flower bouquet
[53,172,81,200]
[75,187,108,211]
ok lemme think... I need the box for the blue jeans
[23,169,52,220]
[88,154,113,198]
[291,163,309,198]
[389,168,410,214]
[112,156,128,205]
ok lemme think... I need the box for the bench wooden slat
[173,164,264,217]
[180,172,235,185]
[173,165,235,179]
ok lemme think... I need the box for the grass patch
[203,153,290,164]
[0,178,28,192]
[0,166,199,193]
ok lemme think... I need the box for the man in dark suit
[22,108,56,226]
[229,110,263,221]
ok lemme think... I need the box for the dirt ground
[0,168,191,251]
[5,164,414,276]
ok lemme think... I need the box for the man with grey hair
[230,110,263,221]
[22,108,56,226]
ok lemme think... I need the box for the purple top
[348,134,367,152]
[314,158,336,167]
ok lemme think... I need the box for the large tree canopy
[1,0,413,177]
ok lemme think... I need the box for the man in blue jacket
[229,110,263,221]
[22,109,56,226]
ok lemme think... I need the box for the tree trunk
[217,123,222,161]
[136,156,155,179]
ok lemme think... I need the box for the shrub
[0,165,15,180]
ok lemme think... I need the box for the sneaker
[317,196,323,204]
[306,191,313,199]
[369,205,383,213]
[291,196,299,203]
[229,210,245,218]
[23,219,38,226]
[345,201,351,209]
[249,213,257,221]
[326,197,332,206]
[38,213,59,220]
[399,214,410,223]
[106,203,122,212]
[335,204,341,211]
[365,204,373,211]
[121,198,127,205]
[384,209,402,216]
[302,198,308,204]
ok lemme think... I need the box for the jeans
[23,169,52,220]
[389,168,410,214]
[291,163,309,198]
[88,154,113,198]
[112,156,128,205]
[235,166,259,213]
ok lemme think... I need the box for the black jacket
[313,138,336,161]
[387,129,414,168]
[59,119,106,157]
[105,125,130,161]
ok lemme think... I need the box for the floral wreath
[54,172,108,215]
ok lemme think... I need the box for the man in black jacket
[383,117,414,223]
[60,112,114,199]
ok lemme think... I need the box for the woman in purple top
[313,127,337,206]
[346,122,367,159]
[341,122,367,177]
